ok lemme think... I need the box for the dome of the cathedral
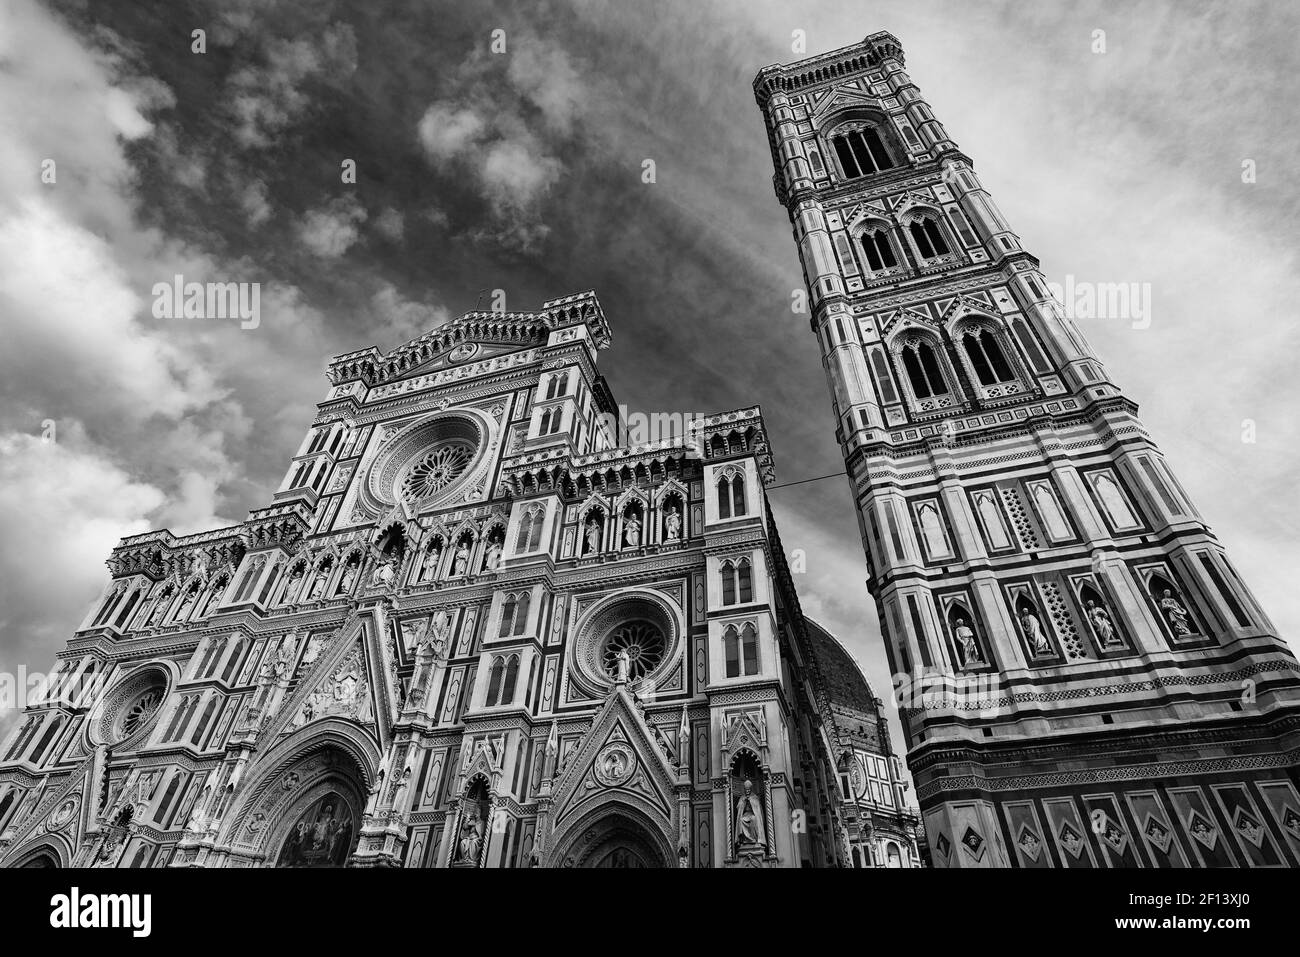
[802,616,879,716]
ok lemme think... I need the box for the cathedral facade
[0,291,918,869]
[754,32,1300,867]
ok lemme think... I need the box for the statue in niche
[307,571,328,601]
[1158,589,1193,636]
[369,553,396,588]
[429,611,451,659]
[733,779,766,852]
[1018,608,1051,655]
[456,811,483,863]
[452,543,470,577]
[419,544,441,581]
[623,515,641,548]
[1086,600,1120,647]
[483,539,502,572]
[143,592,170,628]
[953,618,981,666]
[283,568,306,605]
[664,506,682,542]
[584,519,601,554]
[174,586,199,621]
[337,560,359,595]
[391,766,413,811]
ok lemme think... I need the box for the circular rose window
[399,441,475,503]
[366,414,487,512]
[95,667,169,747]
[571,592,680,695]
[601,620,666,681]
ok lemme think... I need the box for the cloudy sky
[2,0,1297,760]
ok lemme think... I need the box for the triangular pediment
[844,201,892,230]
[551,688,677,827]
[0,754,93,861]
[809,86,882,124]
[261,607,397,748]
[398,340,535,381]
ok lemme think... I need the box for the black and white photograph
[0,0,1294,939]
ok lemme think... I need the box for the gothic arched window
[860,229,898,271]
[899,340,949,400]
[724,624,759,677]
[486,657,505,705]
[0,790,16,829]
[487,655,520,706]
[830,125,895,179]
[193,638,222,680]
[219,637,247,684]
[738,560,753,603]
[190,697,218,747]
[499,595,517,638]
[740,623,758,674]
[92,585,126,627]
[232,558,265,604]
[255,563,281,606]
[908,216,950,258]
[113,589,143,629]
[962,329,1015,385]
[721,561,737,605]
[718,473,747,519]
[724,625,740,677]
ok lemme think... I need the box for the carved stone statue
[483,540,502,572]
[419,545,441,581]
[584,519,601,554]
[307,572,328,601]
[302,633,326,665]
[429,611,451,659]
[174,587,198,621]
[1019,609,1051,655]
[283,569,305,605]
[664,506,682,542]
[453,544,470,577]
[614,647,631,683]
[623,515,641,548]
[456,812,483,863]
[337,561,358,595]
[143,592,170,628]
[734,779,766,852]
[1087,600,1119,647]
[367,555,391,588]
[1159,589,1193,636]
[953,618,981,666]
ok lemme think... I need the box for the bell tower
[755,32,1300,867]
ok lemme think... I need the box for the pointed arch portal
[548,804,673,869]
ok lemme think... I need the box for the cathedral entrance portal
[550,808,673,868]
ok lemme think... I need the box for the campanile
[754,32,1300,867]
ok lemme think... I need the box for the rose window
[601,620,667,681]
[120,689,163,738]
[400,442,475,503]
